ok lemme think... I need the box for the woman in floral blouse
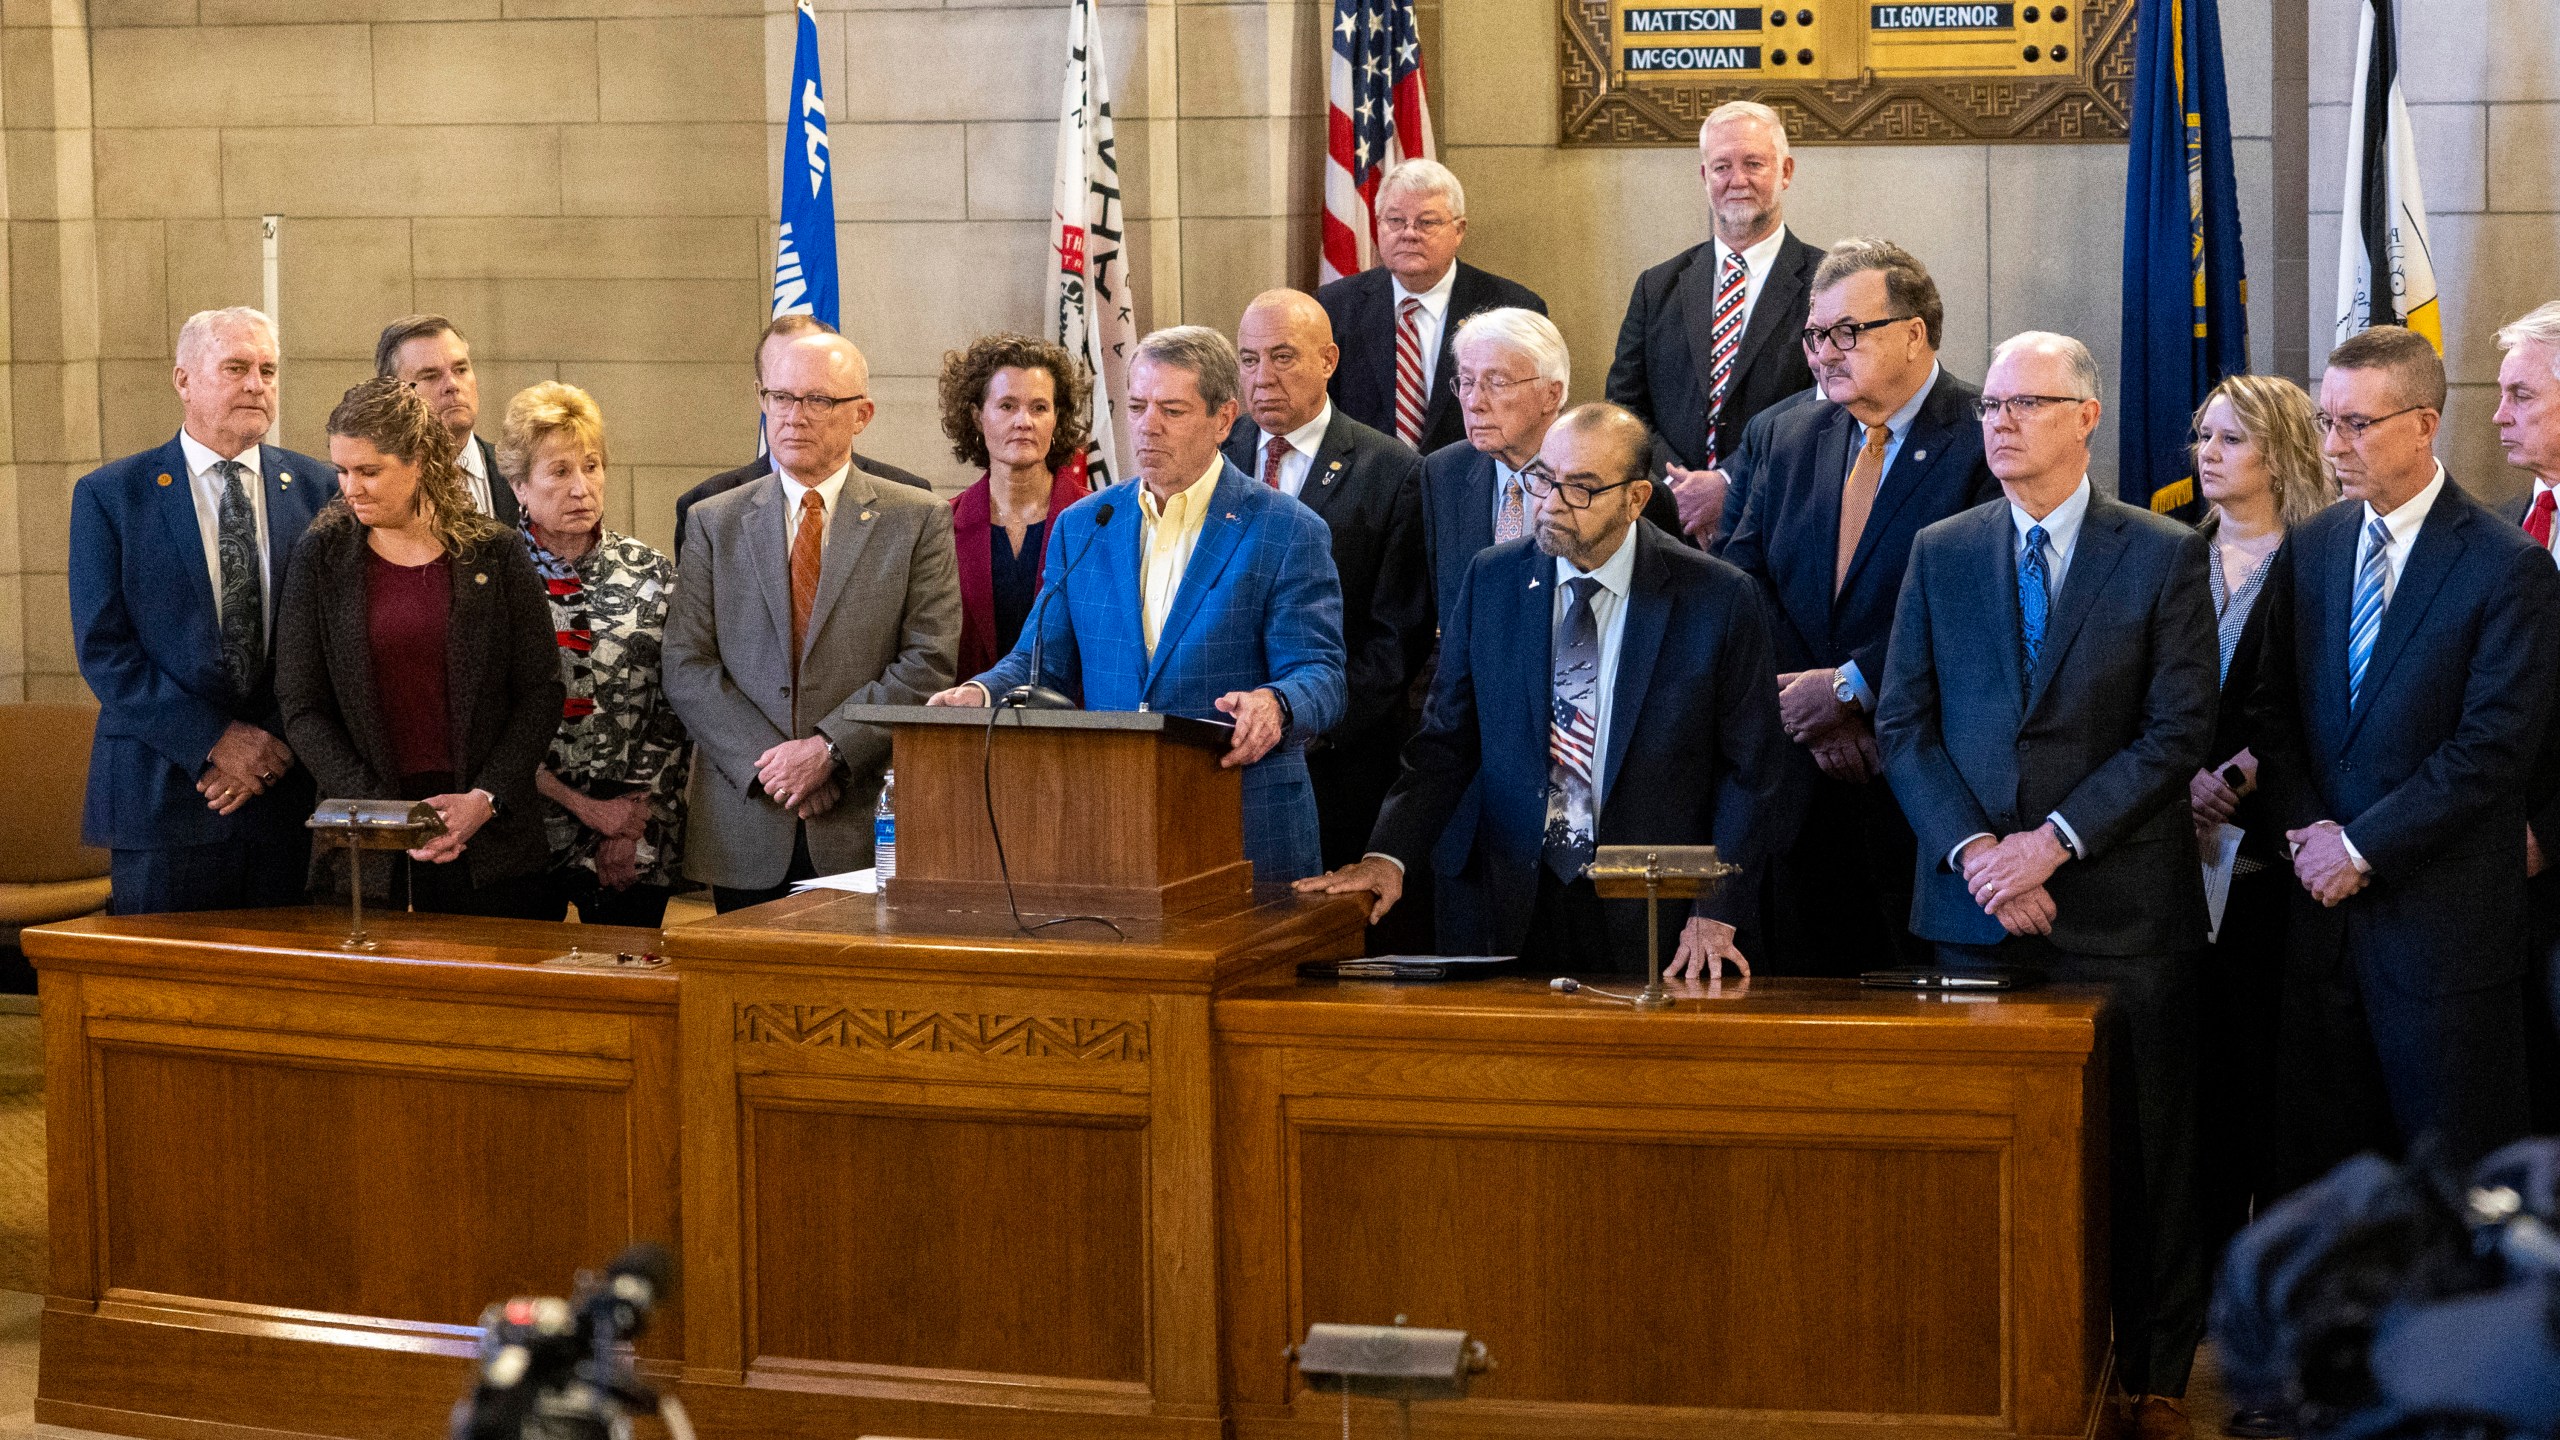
[497,382,689,926]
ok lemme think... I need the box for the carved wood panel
[734,1003,1151,1063]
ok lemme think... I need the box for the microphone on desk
[1002,503,1115,711]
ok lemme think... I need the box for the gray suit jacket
[663,465,961,888]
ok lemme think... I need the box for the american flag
[1321,0,1435,286]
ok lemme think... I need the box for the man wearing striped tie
[1606,101,1823,547]
[2250,325,2560,1193]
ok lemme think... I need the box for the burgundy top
[951,454,1094,677]
[365,549,454,784]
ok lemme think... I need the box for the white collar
[1391,263,1460,317]
[2009,475,2094,550]
[1715,223,1789,278]
[178,429,260,481]
[2363,462,2448,543]
[777,457,853,513]
[455,434,488,481]
[1558,520,1642,598]
[1262,401,1333,460]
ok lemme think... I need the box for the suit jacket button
[2338,759,2352,773]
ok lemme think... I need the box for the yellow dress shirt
[1138,458,1222,655]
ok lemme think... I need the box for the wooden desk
[1214,975,2111,1440]
[29,908,680,1440]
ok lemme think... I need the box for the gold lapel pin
[1913,450,1928,462]
[860,510,873,522]
[475,573,489,585]
[155,473,172,487]
[280,473,291,487]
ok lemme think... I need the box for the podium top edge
[839,704,1235,750]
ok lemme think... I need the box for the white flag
[1047,0,1133,488]
[2334,0,2440,352]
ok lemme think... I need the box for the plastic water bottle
[873,769,897,880]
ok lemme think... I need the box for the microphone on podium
[1002,502,1115,711]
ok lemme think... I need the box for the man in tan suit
[663,331,961,910]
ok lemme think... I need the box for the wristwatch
[1831,670,1858,708]
[819,734,843,770]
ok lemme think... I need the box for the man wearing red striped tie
[2494,301,2560,1126]
[1606,101,1824,549]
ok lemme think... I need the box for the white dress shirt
[778,458,852,552]
[1715,224,1792,342]
[453,433,499,518]
[1391,264,1460,399]
[1833,363,1943,710]
[177,429,273,637]
[1253,403,1332,499]
[1950,475,2096,868]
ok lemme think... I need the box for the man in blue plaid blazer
[932,326,1348,882]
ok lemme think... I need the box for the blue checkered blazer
[974,460,1348,881]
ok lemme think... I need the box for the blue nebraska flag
[771,0,838,328]
[2119,0,2248,517]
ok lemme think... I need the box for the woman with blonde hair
[498,381,689,927]
[275,375,564,916]
[2180,371,2334,1396]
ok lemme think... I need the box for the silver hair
[1699,100,1791,160]
[175,306,277,373]
[1133,325,1240,411]
[2497,301,2560,381]
[1991,330,2103,400]
[1452,306,1570,401]
[1377,158,1466,219]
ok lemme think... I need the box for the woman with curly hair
[937,333,1095,675]
[497,381,689,928]
[274,375,565,916]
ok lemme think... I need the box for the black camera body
[452,1245,676,1440]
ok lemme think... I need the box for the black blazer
[1317,261,1547,456]
[2249,482,2560,995]
[1373,522,1786,959]
[1878,492,2220,955]
[472,436,523,528]
[1722,368,1998,684]
[274,516,567,896]
[2494,491,2560,873]
[1607,229,1824,472]
[2198,514,2281,860]
[671,450,933,565]
[1222,409,1430,741]
[1709,385,1823,553]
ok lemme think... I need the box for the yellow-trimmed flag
[2334,0,2440,353]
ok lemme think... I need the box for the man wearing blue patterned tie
[1296,403,1785,978]
[2249,325,2560,1193]
[1877,332,2219,1431]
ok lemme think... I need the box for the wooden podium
[844,705,1250,917]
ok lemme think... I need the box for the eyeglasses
[1974,394,2089,422]
[2312,404,2428,439]
[1800,315,1916,354]
[1454,372,1543,400]
[760,389,867,415]
[1376,214,1454,236]
[1522,463,1642,510]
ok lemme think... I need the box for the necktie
[1263,433,1291,490]
[2528,488,2556,550]
[2348,515,2392,710]
[1543,576,1602,882]
[2018,523,2052,685]
[789,488,825,680]
[1394,298,1426,447]
[1495,471,1526,543]
[1704,250,1748,469]
[1836,423,1889,596]
[213,460,263,702]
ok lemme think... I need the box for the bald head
[1531,402,1655,570]
[1237,288,1340,436]
[762,331,876,484]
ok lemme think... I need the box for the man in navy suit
[70,307,339,914]
[2251,324,2560,1189]
[1220,290,1429,891]
[1316,159,1545,457]
[932,326,1347,883]
[1723,239,1998,974]
[1608,101,1824,545]
[1877,332,2218,1433]
[1299,403,1784,976]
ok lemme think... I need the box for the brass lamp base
[305,800,449,951]
[1585,845,1739,1009]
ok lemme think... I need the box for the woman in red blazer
[937,334,1096,676]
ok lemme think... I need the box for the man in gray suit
[664,331,961,911]
[1878,332,2218,1440]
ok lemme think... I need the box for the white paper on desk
[791,868,878,895]
[2202,824,2245,943]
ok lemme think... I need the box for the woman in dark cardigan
[937,333,1095,677]
[275,376,565,917]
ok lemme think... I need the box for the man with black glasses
[1297,402,1786,978]
[1722,238,1996,975]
